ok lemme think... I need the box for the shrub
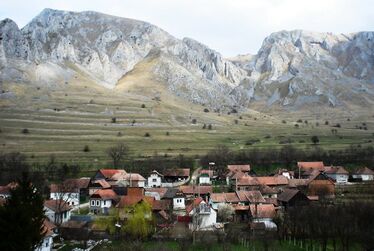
[239,116,243,119]
[264,135,271,139]
[83,145,90,152]
[208,124,212,130]
[166,131,170,136]
[234,119,238,124]
[203,108,209,113]
[297,119,302,123]
[282,120,286,124]
[325,121,329,125]
[117,132,123,137]
[144,132,151,137]
[311,135,319,145]
[192,119,197,124]
[202,124,206,129]
[132,120,136,126]
[294,124,299,128]
[111,117,116,123]
[141,104,146,108]
[22,128,29,134]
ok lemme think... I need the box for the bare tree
[106,143,129,168]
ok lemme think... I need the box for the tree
[217,204,235,222]
[311,135,320,145]
[0,173,46,251]
[107,143,129,168]
[124,201,154,239]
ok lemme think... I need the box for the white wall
[199,176,211,185]
[173,197,185,210]
[147,174,162,187]
[353,174,374,181]
[326,173,348,183]
[89,199,112,213]
[44,207,71,224]
[50,192,79,207]
[34,236,53,251]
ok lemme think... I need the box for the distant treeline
[200,145,374,175]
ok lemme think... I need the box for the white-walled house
[249,204,277,230]
[50,178,90,208]
[198,170,214,185]
[35,219,56,251]
[44,199,72,225]
[147,170,164,187]
[353,167,374,181]
[89,189,118,214]
[50,188,79,208]
[173,191,186,215]
[324,166,349,184]
[188,198,217,231]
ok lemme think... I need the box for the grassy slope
[0,57,373,167]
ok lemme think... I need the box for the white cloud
[0,0,373,56]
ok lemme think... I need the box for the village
[1,161,374,251]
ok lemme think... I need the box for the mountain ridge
[1,8,373,112]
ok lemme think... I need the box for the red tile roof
[250,204,276,219]
[228,165,250,172]
[257,176,289,186]
[236,191,266,203]
[297,162,325,171]
[237,176,260,186]
[92,179,111,189]
[123,173,146,181]
[324,166,349,175]
[210,193,240,203]
[145,187,168,198]
[179,185,212,195]
[186,197,205,214]
[44,199,72,213]
[42,219,56,237]
[355,167,374,175]
[199,169,214,177]
[91,189,117,200]
[99,169,127,179]
[152,200,171,211]
[117,195,154,208]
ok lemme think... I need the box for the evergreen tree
[0,173,46,251]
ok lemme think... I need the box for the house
[118,173,146,188]
[179,185,212,201]
[172,191,186,215]
[226,164,251,185]
[50,178,90,208]
[198,169,214,185]
[324,166,349,183]
[277,188,309,208]
[147,170,164,187]
[307,172,335,199]
[187,197,217,231]
[352,167,374,181]
[92,169,127,181]
[276,169,295,179]
[145,187,168,200]
[88,179,111,195]
[236,190,266,205]
[249,204,277,230]
[44,199,72,225]
[89,189,118,214]
[227,164,251,174]
[210,192,240,210]
[236,175,260,191]
[35,219,57,251]
[163,168,190,183]
[256,175,289,190]
[297,161,325,178]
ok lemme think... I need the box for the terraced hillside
[1,58,374,167]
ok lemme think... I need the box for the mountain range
[1,8,374,112]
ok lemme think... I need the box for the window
[96,200,100,206]
[152,178,157,182]
[103,200,106,206]
[91,200,95,206]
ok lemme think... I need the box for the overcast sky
[0,0,373,56]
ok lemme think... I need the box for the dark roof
[179,185,212,195]
[354,167,374,175]
[277,188,301,202]
[324,166,349,175]
[44,199,72,213]
[163,188,179,199]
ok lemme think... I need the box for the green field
[1,64,373,167]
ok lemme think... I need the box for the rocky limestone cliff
[1,9,373,111]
